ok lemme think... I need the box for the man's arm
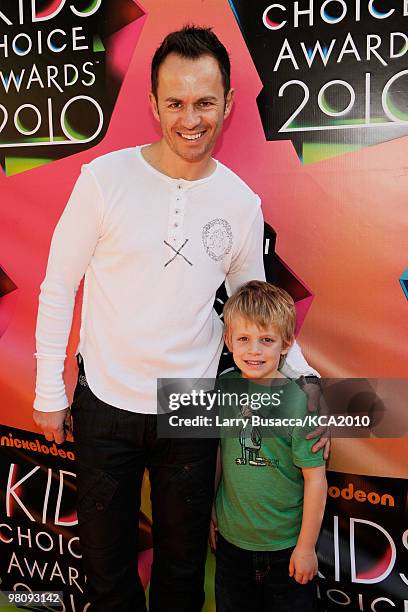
[225,198,265,296]
[224,202,318,375]
[289,465,327,584]
[224,199,328,455]
[281,340,320,379]
[283,344,331,458]
[34,165,103,442]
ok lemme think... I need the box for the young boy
[212,280,327,612]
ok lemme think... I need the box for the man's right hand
[33,407,71,444]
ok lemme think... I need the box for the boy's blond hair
[223,280,296,348]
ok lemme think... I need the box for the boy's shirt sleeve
[289,384,326,468]
[291,434,325,469]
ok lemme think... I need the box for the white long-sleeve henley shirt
[34,146,316,414]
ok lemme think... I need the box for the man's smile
[178,131,206,140]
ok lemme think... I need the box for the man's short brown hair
[223,280,296,348]
[151,25,231,99]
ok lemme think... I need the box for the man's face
[149,53,234,164]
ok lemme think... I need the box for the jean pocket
[168,458,214,508]
[77,467,118,522]
[72,390,116,444]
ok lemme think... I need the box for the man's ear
[224,88,235,120]
[281,336,294,356]
[149,92,160,123]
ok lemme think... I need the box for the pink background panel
[0,1,407,476]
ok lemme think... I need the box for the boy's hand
[209,505,218,552]
[289,546,318,584]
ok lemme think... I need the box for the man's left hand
[302,382,331,460]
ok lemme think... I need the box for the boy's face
[225,316,292,380]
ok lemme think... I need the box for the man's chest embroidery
[202,218,233,261]
[164,238,193,267]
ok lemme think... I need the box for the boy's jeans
[215,534,317,612]
[71,363,217,612]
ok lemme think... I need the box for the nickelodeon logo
[328,483,395,507]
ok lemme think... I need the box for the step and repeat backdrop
[0,1,407,610]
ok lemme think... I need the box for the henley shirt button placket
[170,183,185,244]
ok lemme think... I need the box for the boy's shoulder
[281,378,308,404]
[219,369,241,380]
[218,372,307,411]
[216,369,243,395]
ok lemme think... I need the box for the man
[34,27,324,612]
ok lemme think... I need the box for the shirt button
[175,209,180,214]
[177,184,182,189]
[174,223,178,227]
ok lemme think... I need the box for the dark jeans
[71,367,217,612]
[215,534,317,612]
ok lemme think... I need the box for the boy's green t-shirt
[215,372,325,552]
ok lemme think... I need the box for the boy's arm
[210,445,222,551]
[213,443,222,494]
[289,465,327,584]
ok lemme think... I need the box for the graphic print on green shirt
[215,372,325,551]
